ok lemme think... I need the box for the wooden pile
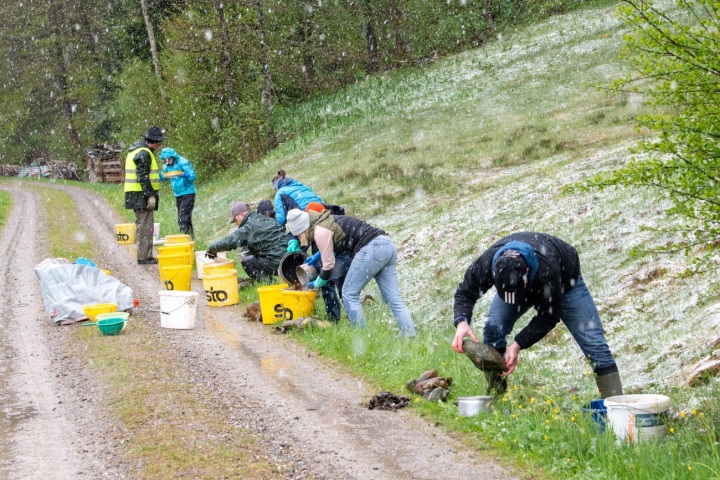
[0,161,80,180]
[85,144,123,183]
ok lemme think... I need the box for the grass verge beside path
[0,190,12,231]
[292,319,720,479]
[30,183,279,478]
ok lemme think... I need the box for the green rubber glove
[308,277,328,289]
[287,239,301,253]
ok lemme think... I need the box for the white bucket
[194,251,227,279]
[159,290,198,329]
[604,394,670,443]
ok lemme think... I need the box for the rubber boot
[484,370,507,395]
[595,371,623,399]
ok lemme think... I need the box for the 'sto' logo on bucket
[117,233,130,242]
[206,287,228,303]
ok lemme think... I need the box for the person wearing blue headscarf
[451,232,622,398]
[159,148,197,239]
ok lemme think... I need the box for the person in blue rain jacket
[159,147,197,239]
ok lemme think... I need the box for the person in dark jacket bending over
[206,202,286,283]
[124,126,163,265]
[286,208,416,337]
[451,232,623,398]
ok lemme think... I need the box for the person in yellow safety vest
[125,125,163,264]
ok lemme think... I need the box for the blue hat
[159,147,177,161]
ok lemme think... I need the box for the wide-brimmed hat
[142,125,165,142]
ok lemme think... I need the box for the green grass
[0,189,13,230]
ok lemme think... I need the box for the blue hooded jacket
[159,148,197,197]
[273,178,323,227]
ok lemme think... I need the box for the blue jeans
[320,253,351,321]
[483,274,615,369]
[342,236,416,337]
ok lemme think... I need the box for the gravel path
[0,183,519,480]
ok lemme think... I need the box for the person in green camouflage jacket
[207,202,286,283]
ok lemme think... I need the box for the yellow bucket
[165,234,192,244]
[115,223,136,244]
[158,242,195,256]
[281,289,317,321]
[203,260,235,277]
[160,265,192,291]
[158,251,194,268]
[257,284,289,324]
[83,303,118,322]
[202,269,239,307]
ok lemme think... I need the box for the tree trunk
[388,0,411,67]
[140,0,166,101]
[254,0,277,149]
[360,0,379,74]
[214,0,237,106]
[48,2,82,152]
[297,2,317,94]
[484,0,495,35]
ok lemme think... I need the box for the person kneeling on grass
[285,208,416,338]
[451,231,623,397]
[206,202,286,284]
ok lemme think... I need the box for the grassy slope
[84,1,720,477]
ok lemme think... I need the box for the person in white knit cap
[286,208,415,337]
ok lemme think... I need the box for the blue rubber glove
[307,277,328,289]
[287,239,301,253]
[303,251,322,270]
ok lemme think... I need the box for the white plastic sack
[34,258,134,324]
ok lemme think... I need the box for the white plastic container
[159,290,198,329]
[194,251,227,279]
[604,394,670,443]
[458,396,493,416]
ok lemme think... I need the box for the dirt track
[0,183,518,479]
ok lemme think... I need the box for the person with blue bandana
[451,232,623,398]
[159,147,197,239]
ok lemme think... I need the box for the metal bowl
[458,396,493,416]
[295,264,318,285]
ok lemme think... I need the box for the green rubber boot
[596,371,623,399]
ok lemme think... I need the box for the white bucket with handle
[159,290,198,329]
[604,394,670,443]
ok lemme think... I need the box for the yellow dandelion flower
[688,466,693,472]
[518,405,523,410]
[669,427,675,433]
[572,396,577,401]
[544,435,549,441]
[584,370,590,375]
[680,411,686,418]
[414,397,420,403]
[691,409,697,416]
[545,419,551,425]
[546,399,552,405]
[530,397,536,404]
[571,416,576,422]
[502,397,509,402]
[553,408,559,414]
[513,385,519,391]
[512,414,517,419]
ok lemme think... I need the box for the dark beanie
[492,251,529,305]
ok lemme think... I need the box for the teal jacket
[159,148,197,197]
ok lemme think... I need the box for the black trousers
[176,193,195,238]
[240,255,276,283]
